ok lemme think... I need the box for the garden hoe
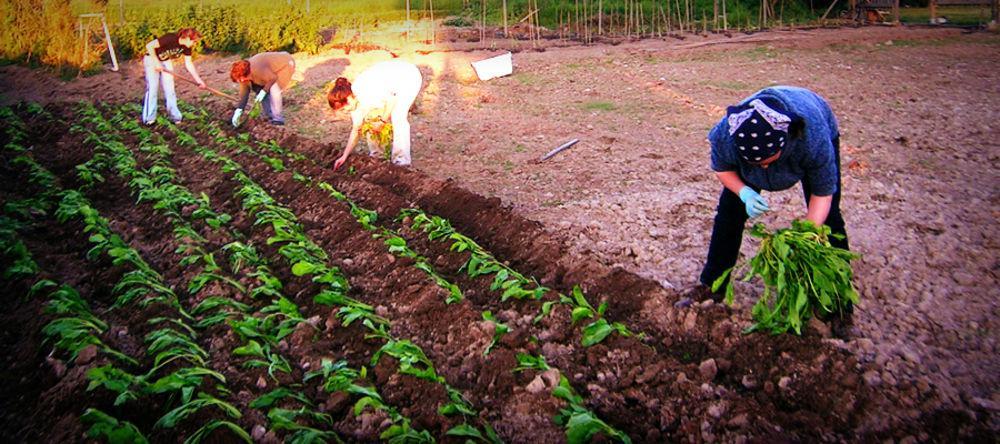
[159,68,236,101]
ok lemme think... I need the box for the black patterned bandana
[727,99,790,163]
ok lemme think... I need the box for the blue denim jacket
[709,86,840,196]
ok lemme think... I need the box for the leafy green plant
[712,221,860,335]
[552,376,631,444]
[382,234,464,304]
[86,365,144,406]
[80,408,149,444]
[446,423,503,444]
[513,353,551,373]
[233,339,292,380]
[304,358,364,394]
[402,208,548,302]
[481,311,509,356]
[154,392,242,429]
[250,388,313,410]
[192,296,251,328]
[369,329,444,384]
[147,367,226,402]
[557,286,637,347]
[186,420,253,444]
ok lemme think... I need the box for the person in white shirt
[327,60,423,170]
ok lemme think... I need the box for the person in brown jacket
[230,52,296,126]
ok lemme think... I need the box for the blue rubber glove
[738,186,770,218]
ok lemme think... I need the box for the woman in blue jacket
[690,86,850,303]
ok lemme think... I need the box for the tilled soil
[1,24,997,441]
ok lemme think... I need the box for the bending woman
[142,28,206,124]
[689,86,850,306]
[327,60,423,170]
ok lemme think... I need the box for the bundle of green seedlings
[712,220,860,335]
[360,118,394,161]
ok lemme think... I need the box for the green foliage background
[8,0,961,72]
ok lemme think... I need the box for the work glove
[738,186,770,218]
[255,89,267,103]
[231,109,243,128]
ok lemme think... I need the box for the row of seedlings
[153,105,491,442]
[79,104,343,441]
[137,106,454,442]
[184,108,629,443]
[2,106,152,441]
[5,107,248,442]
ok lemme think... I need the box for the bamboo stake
[502,0,508,37]
[714,0,719,31]
[686,0,691,32]
[560,8,564,40]
[599,0,604,34]
[641,1,647,37]
[576,0,580,37]
[723,0,728,30]
[658,4,664,36]
[533,0,542,43]
[666,0,672,33]
[664,1,670,35]
[625,0,632,38]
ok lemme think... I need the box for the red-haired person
[230,52,296,127]
[327,60,423,170]
[142,28,206,125]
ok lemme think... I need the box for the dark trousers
[251,85,275,120]
[699,137,849,288]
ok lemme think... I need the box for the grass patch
[514,72,541,86]
[740,46,780,61]
[898,6,995,26]
[702,79,752,90]
[582,101,617,112]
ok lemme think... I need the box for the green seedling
[186,420,252,444]
[482,311,509,356]
[233,339,292,380]
[370,336,443,384]
[86,365,143,406]
[250,388,313,409]
[81,408,149,444]
[439,387,476,417]
[513,353,550,373]
[304,359,362,394]
[155,392,242,429]
[446,423,503,444]
[552,376,631,444]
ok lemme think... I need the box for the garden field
[0,20,998,444]
[0,100,888,442]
